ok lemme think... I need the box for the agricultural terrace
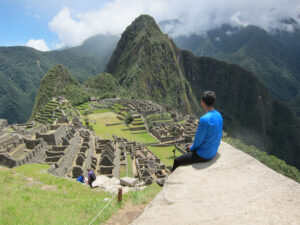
[148,146,179,168]
[77,102,183,169]
[88,112,157,143]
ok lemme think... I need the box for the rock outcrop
[131,142,300,225]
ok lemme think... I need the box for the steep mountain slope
[84,72,121,98]
[31,65,89,118]
[174,25,300,118]
[106,15,200,114]
[0,34,118,123]
[272,18,300,63]
[182,52,300,168]
[45,35,119,83]
[0,47,52,123]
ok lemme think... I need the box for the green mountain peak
[31,65,89,119]
[106,14,200,114]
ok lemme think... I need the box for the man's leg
[172,151,208,172]
[89,177,96,188]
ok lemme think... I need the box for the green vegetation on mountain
[84,72,122,98]
[0,35,118,124]
[46,35,119,83]
[106,15,200,115]
[174,25,300,118]
[31,65,89,119]
[0,47,51,123]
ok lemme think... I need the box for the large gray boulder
[131,142,300,225]
[120,177,138,187]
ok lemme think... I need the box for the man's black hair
[201,91,216,106]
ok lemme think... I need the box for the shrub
[125,114,134,125]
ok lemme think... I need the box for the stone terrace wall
[36,125,69,146]
[0,139,48,168]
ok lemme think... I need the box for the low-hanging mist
[49,0,300,47]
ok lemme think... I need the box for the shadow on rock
[192,153,221,170]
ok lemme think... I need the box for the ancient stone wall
[48,130,81,177]
[36,125,69,145]
[0,140,48,168]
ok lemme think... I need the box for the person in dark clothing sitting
[172,91,223,172]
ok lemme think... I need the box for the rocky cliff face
[131,142,300,225]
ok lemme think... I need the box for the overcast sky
[1,0,299,51]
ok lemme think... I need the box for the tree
[125,114,134,125]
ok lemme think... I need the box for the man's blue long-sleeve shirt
[190,110,223,159]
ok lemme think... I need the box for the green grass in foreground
[88,112,157,144]
[225,137,300,183]
[148,146,182,168]
[0,164,161,225]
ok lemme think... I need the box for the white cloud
[26,39,50,51]
[34,14,40,18]
[226,30,235,36]
[230,12,249,27]
[49,0,300,47]
[51,42,65,50]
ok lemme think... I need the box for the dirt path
[103,203,147,225]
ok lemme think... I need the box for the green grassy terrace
[88,111,157,144]
[0,164,161,225]
[77,102,180,170]
[148,146,178,168]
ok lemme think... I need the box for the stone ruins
[0,97,199,185]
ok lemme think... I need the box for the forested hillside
[0,35,118,123]
[174,24,300,118]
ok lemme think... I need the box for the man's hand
[186,145,192,152]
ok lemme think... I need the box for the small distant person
[87,169,96,188]
[172,91,223,172]
[77,173,85,184]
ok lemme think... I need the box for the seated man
[87,169,96,188]
[172,91,223,172]
[77,173,85,184]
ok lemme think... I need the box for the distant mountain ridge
[173,24,300,118]
[0,34,118,123]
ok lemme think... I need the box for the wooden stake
[118,187,122,202]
